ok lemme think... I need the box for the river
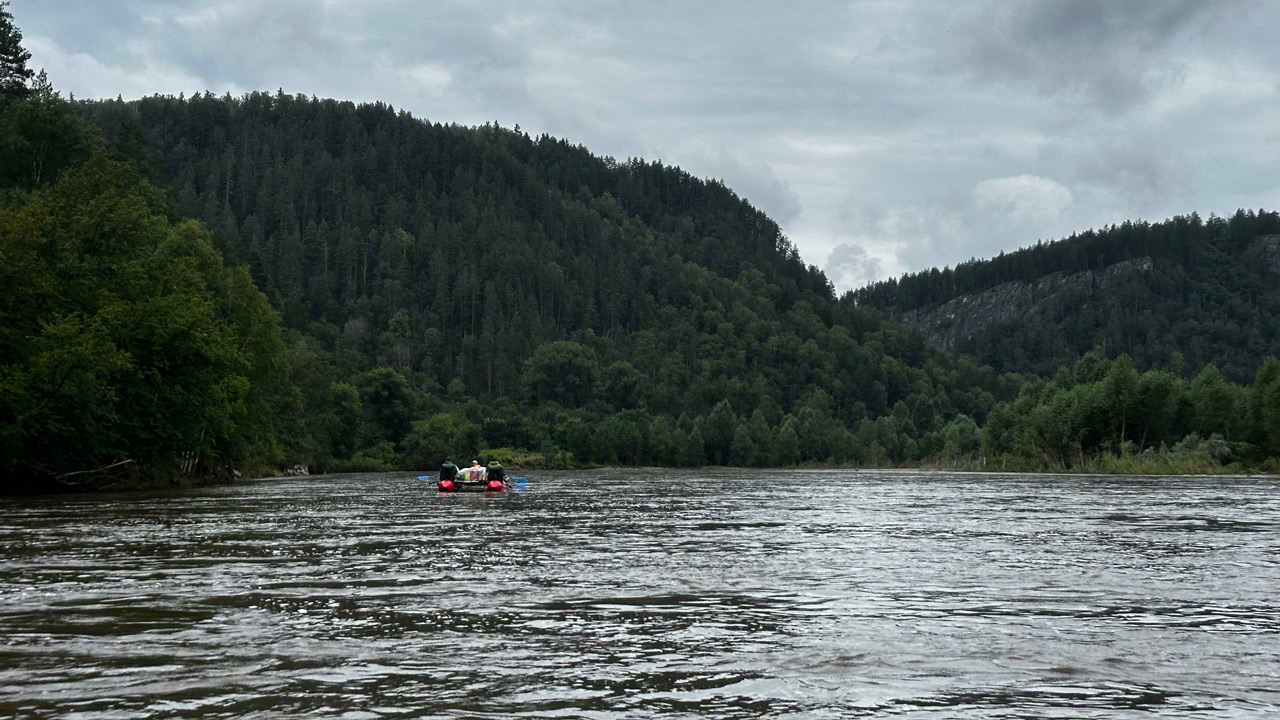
[1,469,1277,718]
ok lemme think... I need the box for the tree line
[983,353,1280,472]
[852,211,1280,383]
[64,88,1024,478]
[1,8,290,489]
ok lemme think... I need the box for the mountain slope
[852,213,1280,382]
[74,91,1012,468]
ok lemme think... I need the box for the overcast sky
[14,1,1280,291]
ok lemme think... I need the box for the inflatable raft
[437,479,507,493]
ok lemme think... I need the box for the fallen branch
[57,458,136,485]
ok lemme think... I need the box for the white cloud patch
[825,243,885,294]
[173,8,219,29]
[397,63,454,97]
[972,175,1073,223]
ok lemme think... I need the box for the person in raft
[462,460,487,483]
[440,457,458,483]
[487,460,507,487]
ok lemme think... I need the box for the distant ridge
[853,213,1280,382]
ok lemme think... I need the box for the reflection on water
[1,469,1278,718]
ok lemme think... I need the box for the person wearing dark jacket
[440,458,459,482]
[487,461,507,486]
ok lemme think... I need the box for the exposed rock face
[1258,235,1280,273]
[896,257,1155,353]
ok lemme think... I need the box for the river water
[1,469,1277,719]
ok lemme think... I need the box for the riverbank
[14,446,1274,497]
[929,448,1280,476]
[283,453,1279,482]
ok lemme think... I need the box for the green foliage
[855,211,1280,384]
[774,416,801,465]
[0,154,289,489]
[0,2,32,102]
[1133,368,1179,447]
[980,352,1278,472]
[1251,357,1280,454]
[1,82,98,189]
[1101,354,1139,447]
[522,341,598,407]
[1188,364,1237,438]
[322,381,365,461]
[355,367,418,446]
[940,414,981,459]
[593,409,649,465]
[401,413,480,470]
[699,400,738,465]
[58,91,1040,474]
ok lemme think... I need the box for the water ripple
[1,469,1277,718]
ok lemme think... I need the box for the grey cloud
[181,2,532,102]
[825,243,884,293]
[961,0,1213,112]
[180,1,349,87]
[16,0,1280,290]
[691,152,802,227]
[1070,141,1185,207]
[12,0,161,57]
[997,0,1204,51]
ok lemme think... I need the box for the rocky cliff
[894,257,1157,353]
[1254,235,1280,273]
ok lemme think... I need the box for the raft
[437,478,507,493]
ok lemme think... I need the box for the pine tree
[0,1,33,101]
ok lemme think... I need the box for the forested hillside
[0,9,291,491]
[852,212,1280,382]
[62,91,1017,475]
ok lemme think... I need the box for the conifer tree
[0,1,33,101]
